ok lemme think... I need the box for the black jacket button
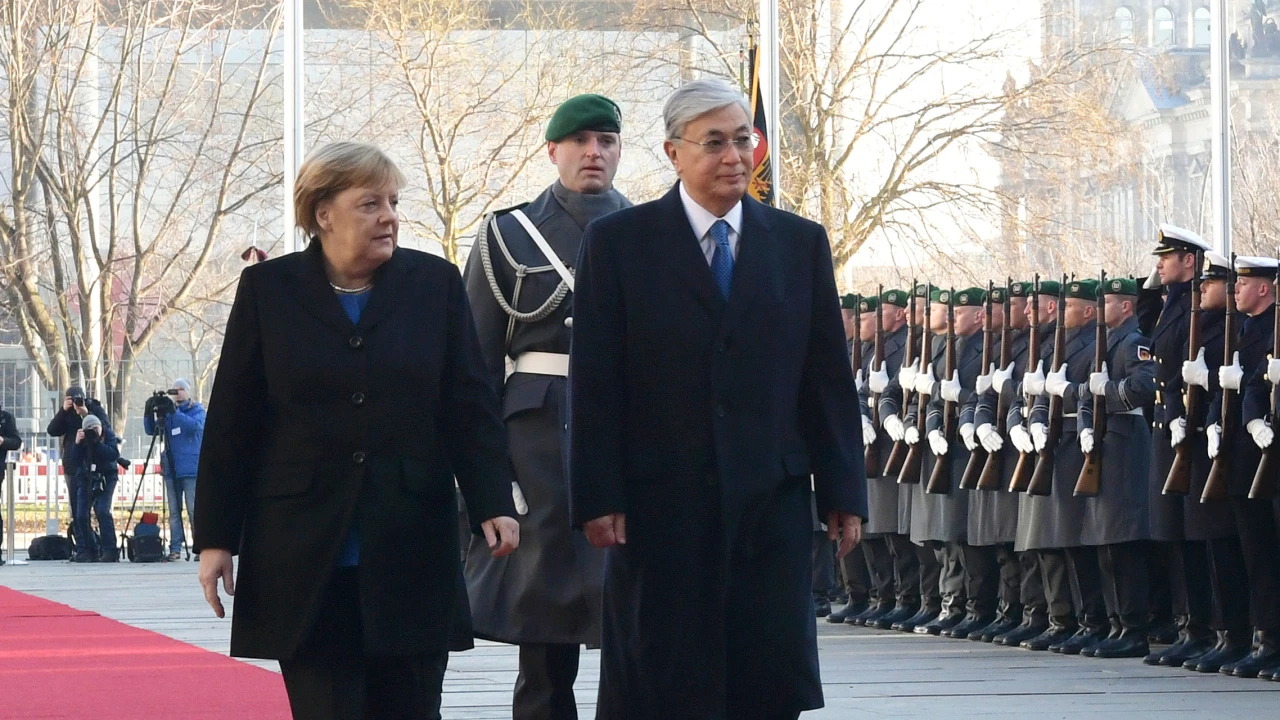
[349,335,363,348]
[352,452,366,465]
[352,392,365,406]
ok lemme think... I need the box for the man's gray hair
[663,78,752,140]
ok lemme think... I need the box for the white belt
[1120,407,1145,416]
[514,352,569,377]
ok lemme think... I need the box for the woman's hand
[481,516,520,557]
[199,549,236,618]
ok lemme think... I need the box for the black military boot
[946,612,996,639]
[1052,624,1109,655]
[1188,630,1251,673]
[1022,617,1076,651]
[972,602,1021,642]
[826,599,869,624]
[1078,618,1121,657]
[1090,623,1151,660]
[917,608,965,636]
[872,603,919,630]
[996,606,1049,647]
[1223,631,1280,678]
[849,601,891,627]
[894,605,939,633]
[1149,626,1215,667]
[814,597,832,618]
[1147,618,1179,645]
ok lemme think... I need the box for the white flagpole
[1210,0,1231,256]
[283,0,305,253]
[759,0,781,205]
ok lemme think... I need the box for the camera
[83,427,100,443]
[72,396,85,408]
[146,390,175,419]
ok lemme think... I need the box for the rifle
[1026,275,1068,497]
[978,278,1013,491]
[1009,275,1041,492]
[1075,270,1108,497]
[866,284,885,478]
[884,279,917,476]
[927,289,958,494]
[1203,254,1238,503]
[961,282,996,489]
[899,287,932,485]
[1250,252,1280,500]
[1164,251,1204,496]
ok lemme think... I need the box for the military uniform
[1078,279,1156,658]
[462,93,631,717]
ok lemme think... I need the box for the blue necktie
[709,219,734,298]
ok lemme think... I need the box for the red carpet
[0,585,291,719]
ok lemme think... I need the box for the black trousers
[279,569,448,720]
[1097,541,1150,629]
[859,537,894,605]
[1037,549,1073,622]
[888,533,921,605]
[1168,539,1213,633]
[812,532,839,600]
[1019,550,1047,619]
[1208,536,1251,634]
[959,543,998,618]
[917,541,942,608]
[1148,541,1174,625]
[1065,546,1106,631]
[938,541,967,614]
[515,643,580,720]
[1232,497,1280,632]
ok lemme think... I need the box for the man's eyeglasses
[674,135,759,154]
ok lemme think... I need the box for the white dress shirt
[679,182,742,265]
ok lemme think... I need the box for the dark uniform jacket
[970,327,1029,545]
[1139,281,1190,539]
[860,325,907,535]
[880,324,923,534]
[0,410,20,454]
[1210,304,1277,497]
[1016,323,1092,551]
[193,243,517,660]
[568,185,866,718]
[1078,316,1155,546]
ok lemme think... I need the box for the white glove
[928,429,949,456]
[1089,362,1109,396]
[915,364,937,396]
[1079,428,1094,454]
[940,370,962,403]
[512,481,529,516]
[1269,358,1280,385]
[1207,423,1221,459]
[1009,424,1033,454]
[977,423,1003,453]
[884,414,906,442]
[854,369,865,391]
[1170,417,1186,447]
[960,422,977,451]
[1248,418,1274,449]
[1182,348,1210,389]
[1144,263,1161,290]
[868,363,890,394]
[992,362,1015,395]
[898,359,920,391]
[976,363,994,395]
[904,426,920,445]
[1023,360,1046,396]
[1219,352,1244,391]
[862,416,877,447]
[1031,422,1048,452]
[1045,365,1070,398]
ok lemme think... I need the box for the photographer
[66,414,121,563]
[47,385,111,538]
[1,401,23,566]
[143,378,205,561]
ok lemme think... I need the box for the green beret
[989,287,1007,303]
[930,287,945,303]
[859,296,879,312]
[841,293,860,310]
[881,289,909,307]
[1009,281,1034,298]
[1036,280,1062,297]
[546,94,622,141]
[915,283,938,298]
[1104,277,1139,296]
[953,288,986,307]
[1066,279,1100,301]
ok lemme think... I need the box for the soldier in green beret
[462,93,630,718]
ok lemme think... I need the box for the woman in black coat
[195,142,520,720]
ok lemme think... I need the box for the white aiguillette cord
[510,209,574,292]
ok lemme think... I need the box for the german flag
[747,38,774,206]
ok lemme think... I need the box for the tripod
[119,427,161,557]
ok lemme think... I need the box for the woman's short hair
[294,142,406,238]
[663,78,751,140]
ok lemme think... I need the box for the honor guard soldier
[1207,256,1280,679]
[462,94,631,719]
[968,286,1033,643]
[1077,277,1156,658]
[1138,225,1213,648]
[843,290,919,627]
[1167,251,1251,672]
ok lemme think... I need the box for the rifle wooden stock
[1075,272,1109,497]
[1203,258,1238,503]
[1027,278,1067,497]
[927,293,957,494]
[977,283,1012,491]
[1250,268,1280,499]
[962,284,996,490]
[1164,254,1203,496]
[899,291,932,486]
[1008,277,1041,494]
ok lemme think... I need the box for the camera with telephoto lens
[145,389,176,420]
[83,426,100,444]
[72,396,85,408]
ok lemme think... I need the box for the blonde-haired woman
[195,141,520,719]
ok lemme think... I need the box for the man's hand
[883,414,906,442]
[1183,348,1210,389]
[940,370,962,403]
[915,364,937,396]
[1248,418,1274,450]
[927,429,949,456]
[827,511,863,560]
[1219,352,1244,391]
[904,426,920,445]
[1023,360,1046,396]
[1170,417,1187,447]
[854,369,865,391]
[868,363,890,394]
[62,398,73,412]
[1045,365,1070,398]
[74,403,88,418]
[481,516,520,557]
[75,429,85,444]
[1009,424,1033,454]
[976,364,994,396]
[992,362,1015,395]
[584,513,627,549]
[977,423,1003,453]
[1089,363,1110,396]
[1207,423,1222,459]
[861,416,877,447]
[1030,422,1048,452]
[1079,428,1095,454]
[959,422,977,452]
[199,549,236,619]
[898,359,920,392]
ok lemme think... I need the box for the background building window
[1115,7,1136,43]
[1154,7,1176,46]
[1194,7,1211,47]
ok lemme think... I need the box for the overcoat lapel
[718,197,779,340]
[655,186,724,316]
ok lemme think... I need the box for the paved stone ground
[2,554,1278,718]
